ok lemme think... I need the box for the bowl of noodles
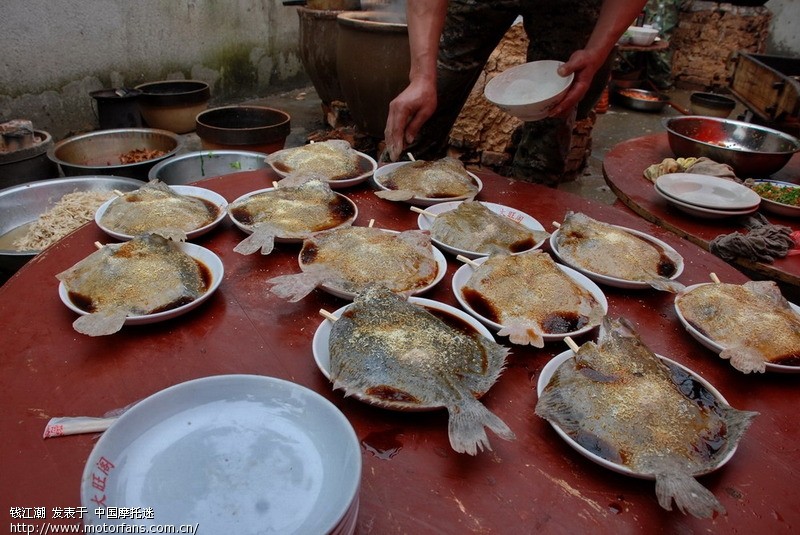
[0,176,144,275]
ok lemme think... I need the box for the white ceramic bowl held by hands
[484,60,574,121]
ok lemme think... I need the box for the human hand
[384,79,438,161]
[548,49,605,118]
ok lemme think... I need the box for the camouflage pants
[405,0,611,184]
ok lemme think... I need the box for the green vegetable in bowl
[751,182,800,207]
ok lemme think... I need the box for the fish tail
[73,310,128,337]
[233,227,276,256]
[375,189,416,201]
[649,278,686,293]
[498,320,544,347]
[447,399,516,456]
[720,346,767,374]
[654,471,725,519]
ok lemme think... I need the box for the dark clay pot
[336,11,410,139]
[195,106,291,154]
[298,7,347,105]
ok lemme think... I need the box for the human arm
[549,0,648,116]
[383,0,448,161]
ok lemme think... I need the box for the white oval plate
[416,200,547,259]
[80,375,361,535]
[674,283,800,374]
[312,296,497,411]
[301,229,448,301]
[655,184,759,219]
[537,350,738,479]
[268,148,377,190]
[656,173,761,210]
[59,241,224,326]
[373,161,483,207]
[451,255,608,342]
[549,225,684,289]
[95,185,228,241]
[227,186,358,243]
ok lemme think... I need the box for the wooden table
[603,133,800,293]
[1,169,797,534]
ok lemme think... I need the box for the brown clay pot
[298,7,347,105]
[336,11,410,138]
[195,106,291,154]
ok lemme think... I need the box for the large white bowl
[484,60,574,121]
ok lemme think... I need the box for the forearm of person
[585,0,649,60]
[406,0,448,85]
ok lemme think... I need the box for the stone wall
[448,23,596,182]
[671,1,772,89]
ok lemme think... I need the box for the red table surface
[1,169,797,533]
[603,133,800,292]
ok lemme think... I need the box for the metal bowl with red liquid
[663,116,800,177]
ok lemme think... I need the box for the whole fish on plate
[536,317,757,518]
[554,212,684,292]
[267,226,438,301]
[229,177,356,255]
[99,180,217,241]
[329,286,515,455]
[376,158,479,201]
[461,250,605,347]
[56,234,208,336]
[431,201,548,255]
[267,140,362,181]
[675,280,800,373]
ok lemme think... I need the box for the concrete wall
[0,0,307,140]
[765,0,800,55]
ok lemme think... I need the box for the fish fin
[154,229,187,242]
[654,470,725,519]
[266,267,336,302]
[73,309,128,337]
[648,278,686,293]
[498,319,544,347]
[233,225,276,255]
[719,346,767,374]
[447,398,516,456]
[375,189,416,201]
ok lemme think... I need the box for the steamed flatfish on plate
[431,201,547,255]
[98,180,216,241]
[267,140,361,181]
[555,212,684,292]
[535,317,757,519]
[461,250,605,347]
[329,286,514,455]
[56,234,208,336]
[675,281,800,373]
[266,227,438,302]
[228,178,356,255]
[376,158,479,201]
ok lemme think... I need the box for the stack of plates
[654,173,761,219]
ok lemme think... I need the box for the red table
[603,133,800,293]
[1,169,797,533]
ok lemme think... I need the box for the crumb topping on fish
[431,201,547,254]
[267,227,438,301]
[675,280,800,373]
[267,140,362,181]
[536,317,757,518]
[376,158,479,201]
[555,212,683,292]
[99,180,216,241]
[56,234,207,336]
[229,178,356,255]
[461,250,604,346]
[329,286,515,455]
